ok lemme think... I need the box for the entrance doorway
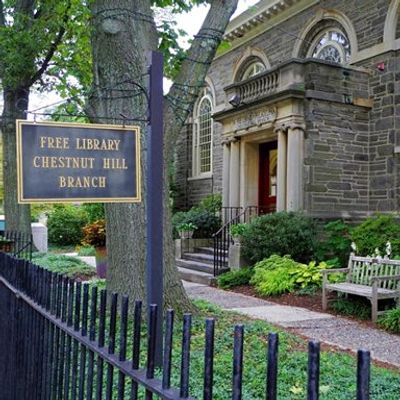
[259,142,277,213]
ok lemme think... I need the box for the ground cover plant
[89,295,400,399]
[32,253,96,280]
[378,307,400,333]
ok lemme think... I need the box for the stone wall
[303,62,370,218]
[358,50,400,212]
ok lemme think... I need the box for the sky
[27,0,260,115]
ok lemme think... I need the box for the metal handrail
[212,206,260,276]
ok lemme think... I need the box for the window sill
[188,173,213,181]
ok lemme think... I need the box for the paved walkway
[183,281,400,368]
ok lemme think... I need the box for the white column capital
[274,118,306,133]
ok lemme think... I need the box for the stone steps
[177,245,229,285]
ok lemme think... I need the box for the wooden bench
[321,254,400,322]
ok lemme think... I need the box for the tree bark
[88,0,238,312]
[1,87,32,232]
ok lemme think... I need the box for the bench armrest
[370,274,400,283]
[320,268,350,275]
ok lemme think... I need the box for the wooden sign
[16,120,141,203]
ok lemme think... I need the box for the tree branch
[29,1,72,86]
[164,0,238,141]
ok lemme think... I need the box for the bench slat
[325,282,399,299]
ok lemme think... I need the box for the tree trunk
[1,87,31,233]
[88,0,238,312]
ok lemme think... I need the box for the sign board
[16,120,141,203]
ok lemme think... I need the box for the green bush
[47,205,89,245]
[378,307,400,333]
[31,204,54,222]
[250,255,300,296]
[250,255,342,296]
[198,193,222,213]
[241,212,317,263]
[351,214,400,256]
[82,203,105,223]
[172,207,221,238]
[315,220,352,266]
[217,268,254,289]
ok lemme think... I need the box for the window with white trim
[240,61,266,80]
[309,29,351,64]
[192,89,213,177]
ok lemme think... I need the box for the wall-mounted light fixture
[229,94,241,108]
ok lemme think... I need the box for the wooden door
[259,142,277,213]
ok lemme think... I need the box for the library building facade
[174,0,400,220]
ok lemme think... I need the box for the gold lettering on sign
[39,136,70,149]
[32,156,95,169]
[102,158,128,169]
[75,138,121,151]
[59,176,106,188]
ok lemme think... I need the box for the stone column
[222,142,230,209]
[276,129,287,211]
[286,125,304,211]
[229,139,240,208]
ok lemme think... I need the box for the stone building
[174,0,400,220]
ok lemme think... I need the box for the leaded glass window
[310,30,351,64]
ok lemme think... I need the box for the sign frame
[16,119,141,204]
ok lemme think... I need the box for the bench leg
[322,287,328,311]
[371,298,378,323]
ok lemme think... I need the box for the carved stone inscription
[234,109,276,131]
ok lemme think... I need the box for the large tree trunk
[1,87,31,232]
[88,0,238,312]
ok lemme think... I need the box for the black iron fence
[0,253,373,399]
[1,230,33,260]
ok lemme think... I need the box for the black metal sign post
[146,51,164,367]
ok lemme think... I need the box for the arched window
[192,89,213,177]
[308,28,351,64]
[241,61,266,80]
[238,57,266,81]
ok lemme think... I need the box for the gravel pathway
[184,281,400,368]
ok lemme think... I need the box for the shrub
[378,308,400,333]
[198,193,222,213]
[250,255,342,296]
[217,268,254,289]
[47,205,89,245]
[351,214,400,256]
[172,208,221,239]
[82,203,105,223]
[229,223,248,237]
[315,220,352,266]
[241,212,317,263]
[250,255,300,296]
[82,219,106,247]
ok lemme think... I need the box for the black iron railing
[0,253,374,400]
[212,206,262,276]
[2,231,33,260]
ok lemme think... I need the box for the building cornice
[220,0,319,57]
